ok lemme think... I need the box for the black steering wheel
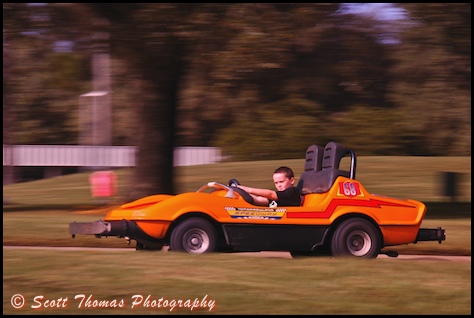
[228,178,240,187]
[227,179,254,205]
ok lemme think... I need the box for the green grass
[3,157,471,314]
[3,249,471,315]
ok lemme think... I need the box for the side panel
[222,224,329,252]
[126,221,169,249]
[135,220,171,239]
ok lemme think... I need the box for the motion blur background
[3,3,471,199]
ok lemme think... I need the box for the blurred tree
[330,105,425,155]
[389,3,471,155]
[206,4,399,158]
[177,3,341,145]
[3,3,92,145]
[3,3,471,195]
[214,95,327,161]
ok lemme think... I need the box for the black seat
[297,144,324,194]
[298,142,351,194]
[302,144,324,172]
[321,141,350,171]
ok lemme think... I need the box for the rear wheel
[170,218,217,254]
[330,218,381,258]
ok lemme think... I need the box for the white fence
[3,145,222,167]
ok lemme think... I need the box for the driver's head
[272,166,295,191]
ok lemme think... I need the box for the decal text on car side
[225,207,286,220]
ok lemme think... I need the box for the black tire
[330,218,381,258]
[169,218,217,254]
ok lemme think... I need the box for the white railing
[3,145,222,167]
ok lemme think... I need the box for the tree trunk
[129,43,184,200]
[3,37,15,185]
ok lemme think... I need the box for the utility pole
[79,18,111,146]
[78,19,111,173]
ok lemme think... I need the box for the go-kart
[69,141,446,258]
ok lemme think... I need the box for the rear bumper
[69,219,128,238]
[415,227,446,244]
[69,219,166,249]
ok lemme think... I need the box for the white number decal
[343,182,357,196]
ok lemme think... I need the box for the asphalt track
[3,246,470,262]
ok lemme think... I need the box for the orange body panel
[134,220,171,239]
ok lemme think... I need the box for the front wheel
[169,218,217,254]
[330,218,381,258]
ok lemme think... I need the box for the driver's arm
[238,185,278,205]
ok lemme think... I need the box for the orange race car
[69,141,446,258]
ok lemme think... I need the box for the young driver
[237,166,301,207]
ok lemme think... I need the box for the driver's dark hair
[274,166,294,179]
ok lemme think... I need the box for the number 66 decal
[339,181,361,197]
